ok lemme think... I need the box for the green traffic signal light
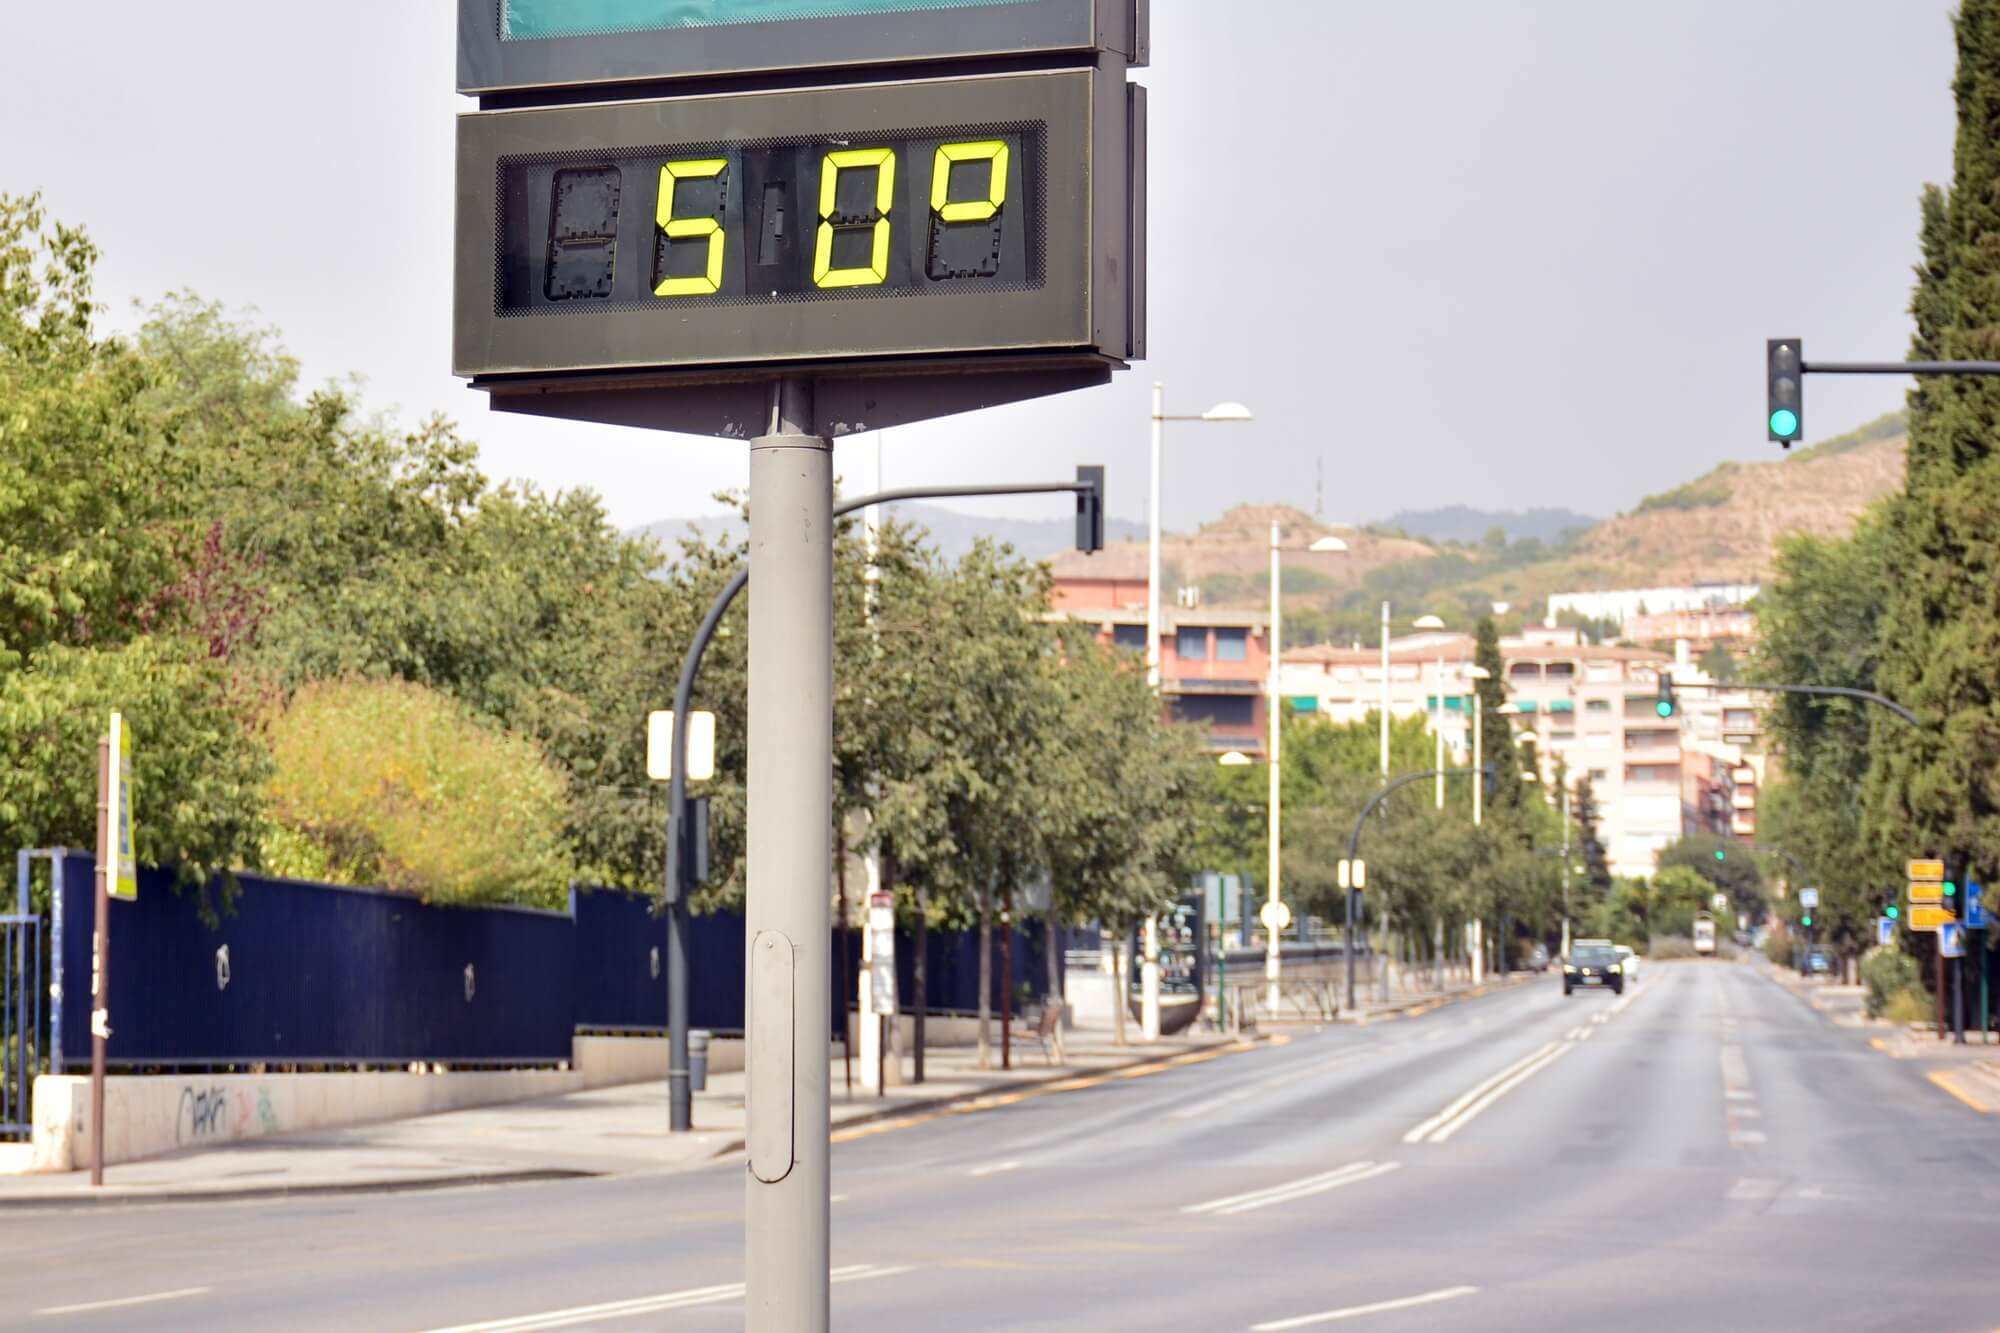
[1656,700,1676,718]
[1887,904,1901,920]
[1715,849,1726,862]
[1801,914,1813,927]
[1944,881,1957,898]
[1769,408,1799,439]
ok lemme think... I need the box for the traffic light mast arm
[1803,360,2000,376]
[1667,679,1920,728]
[1346,765,1493,861]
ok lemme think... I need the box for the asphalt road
[4,960,1995,1332]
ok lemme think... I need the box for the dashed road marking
[968,1160,1022,1177]
[1928,1070,1994,1114]
[1251,1285,1480,1330]
[1404,1041,1571,1145]
[411,1266,911,1332]
[1182,1161,1401,1217]
[36,1288,209,1317]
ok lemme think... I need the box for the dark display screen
[498,126,1043,314]
[502,0,1029,40]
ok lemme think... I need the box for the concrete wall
[27,1035,690,1174]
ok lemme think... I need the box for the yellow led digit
[813,147,896,289]
[654,158,727,297]
[931,140,1008,223]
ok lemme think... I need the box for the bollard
[690,1029,710,1093]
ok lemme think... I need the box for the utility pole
[744,380,832,1333]
[1560,783,1572,959]
[1379,602,1390,782]
[90,730,111,1188]
[1266,522,1284,1016]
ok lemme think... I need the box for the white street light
[1147,384,1253,691]
[1465,664,1491,828]
[1308,535,1349,553]
[1217,750,1254,767]
[1413,614,1446,630]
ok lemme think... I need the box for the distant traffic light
[1886,903,1901,920]
[1801,913,1813,927]
[1714,848,1726,862]
[1943,880,1958,899]
[1767,338,1804,446]
[1656,672,1678,720]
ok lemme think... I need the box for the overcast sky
[0,1,1957,533]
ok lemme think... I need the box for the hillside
[1053,414,1908,643]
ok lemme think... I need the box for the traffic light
[1656,672,1678,719]
[1714,848,1726,862]
[1767,338,1804,446]
[1074,465,1105,553]
[1801,913,1813,927]
[1943,880,1958,899]
[1886,903,1901,920]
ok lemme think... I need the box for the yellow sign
[1908,881,1944,904]
[106,712,136,901]
[1909,905,1956,931]
[1908,859,1945,882]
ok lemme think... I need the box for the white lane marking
[36,1288,210,1317]
[1251,1285,1480,1330]
[1212,1163,1402,1217]
[1590,1011,1610,1025]
[1182,1161,1381,1216]
[1426,1043,1573,1144]
[1421,1029,1446,1043]
[968,1160,1022,1177]
[1402,1041,1561,1144]
[1730,1129,1768,1146]
[412,1266,898,1332]
[1729,1106,1763,1119]
[1728,1177,1782,1202]
[1169,1045,1383,1121]
[1609,990,1638,1017]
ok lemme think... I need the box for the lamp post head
[1413,614,1446,630]
[1308,536,1349,553]
[1217,750,1254,767]
[1200,401,1254,422]
[1464,665,1492,680]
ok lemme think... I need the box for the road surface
[5,961,1994,1331]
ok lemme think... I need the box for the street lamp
[1147,385,1253,690]
[1411,615,1448,808]
[1264,521,1347,1016]
[1465,664,1492,827]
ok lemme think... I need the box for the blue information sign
[1940,920,1966,958]
[1877,916,1896,947]
[1967,882,1987,930]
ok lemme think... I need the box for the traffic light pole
[662,472,1104,1133]
[1343,765,1492,1014]
[1666,679,1921,727]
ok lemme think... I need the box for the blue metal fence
[31,853,1094,1073]
[50,853,575,1069]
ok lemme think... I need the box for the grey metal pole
[745,379,832,1333]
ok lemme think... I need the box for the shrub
[1884,987,1932,1026]
[1647,935,1696,960]
[1762,934,1795,967]
[1861,947,1919,1018]
[264,678,572,908]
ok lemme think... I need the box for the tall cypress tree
[1472,615,1520,807]
[1867,0,2000,886]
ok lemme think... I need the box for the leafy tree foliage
[1655,832,1765,921]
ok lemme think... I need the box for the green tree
[1656,833,1765,921]
[0,197,270,896]
[1868,0,2000,913]
[1753,515,1896,961]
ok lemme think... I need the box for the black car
[1562,944,1625,995]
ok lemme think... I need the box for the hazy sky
[0,2,1957,533]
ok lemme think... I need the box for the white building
[1547,583,1760,632]
[1280,626,1681,878]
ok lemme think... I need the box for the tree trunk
[976,886,993,1070]
[912,878,928,1085]
[1110,926,1128,1047]
[1043,904,1065,1065]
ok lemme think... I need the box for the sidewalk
[0,1030,1249,1207]
[1759,957,2000,1106]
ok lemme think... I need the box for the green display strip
[503,0,1027,40]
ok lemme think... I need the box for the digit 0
[814,147,895,289]
[931,140,1008,222]
[655,158,727,297]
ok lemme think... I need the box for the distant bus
[1693,912,1717,957]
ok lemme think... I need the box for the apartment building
[1051,575,1271,756]
[1279,626,1682,877]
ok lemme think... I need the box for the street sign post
[1939,921,1966,958]
[1877,916,1896,947]
[1966,881,1987,930]
[1909,880,1945,904]
[1908,859,1946,882]
[1798,887,1819,910]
